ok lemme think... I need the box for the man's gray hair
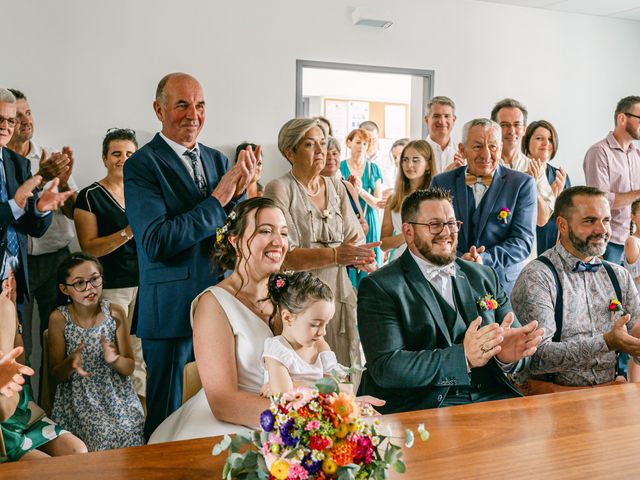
[0,88,17,104]
[426,96,456,115]
[461,118,502,144]
[277,118,327,160]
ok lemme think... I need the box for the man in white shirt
[425,96,464,174]
[7,89,77,365]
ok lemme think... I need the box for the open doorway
[296,60,434,175]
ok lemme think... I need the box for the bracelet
[332,247,339,266]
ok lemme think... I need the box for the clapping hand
[58,146,75,187]
[36,178,75,212]
[551,167,567,198]
[100,335,120,365]
[495,313,544,364]
[527,158,544,179]
[37,149,71,184]
[212,145,259,206]
[0,347,34,398]
[1,271,17,305]
[463,318,504,368]
[70,342,91,377]
[461,245,484,264]
[335,234,379,267]
[445,149,466,171]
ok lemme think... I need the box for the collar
[605,131,630,153]
[408,249,456,281]
[25,141,41,161]
[426,135,456,153]
[159,132,200,159]
[554,242,601,271]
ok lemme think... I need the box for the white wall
[3,0,640,189]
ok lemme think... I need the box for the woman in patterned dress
[1,288,87,462]
[48,253,144,451]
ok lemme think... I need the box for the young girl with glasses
[48,252,144,451]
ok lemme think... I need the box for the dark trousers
[23,246,70,359]
[142,337,194,440]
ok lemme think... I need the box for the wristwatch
[120,230,132,241]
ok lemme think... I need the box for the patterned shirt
[511,242,640,386]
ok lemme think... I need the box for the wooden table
[4,384,640,479]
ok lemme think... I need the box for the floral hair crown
[273,270,295,290]
[215,210,238,245]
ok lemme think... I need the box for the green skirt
[1,386,66,462]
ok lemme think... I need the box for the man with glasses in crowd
[584,95,640,264]
[431,118,537,295]
[357,188,543,413]
[0,88,73,307]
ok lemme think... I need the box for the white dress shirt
[409,249,456,308]
[426,135,457,174]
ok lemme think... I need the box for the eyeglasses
[624,112,640,121]
[0,116,17,127]
[106,127,136,135]
[408,220,463,235]
[401,157,425,165]
[65,275,103,292]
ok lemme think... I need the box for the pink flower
[305,420,321,431]
[283,386,313,410]
[276,278,285,289]
[288,464,308,479]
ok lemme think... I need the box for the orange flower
[329,392,358,421]
[329,440,357,466]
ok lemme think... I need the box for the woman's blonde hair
[388,140,435,212]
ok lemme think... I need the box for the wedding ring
[481,344,490,354]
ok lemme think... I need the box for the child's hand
[0,347,34,398]
[70,342,91,377]
[1,271,17,306]
[259,383,273,398]
[100,335,120,365]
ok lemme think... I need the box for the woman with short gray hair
[264,118,376,371]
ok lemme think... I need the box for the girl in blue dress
[340,128,384,287]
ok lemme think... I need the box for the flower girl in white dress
[262,271,347,395]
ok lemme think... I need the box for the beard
[568,227,609,257]
[414,233,457,266]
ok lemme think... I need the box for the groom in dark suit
[124,73,256,438]
[430,118,537,295]
[357,188,543,414]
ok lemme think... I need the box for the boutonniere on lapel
[477,293,499,311]
[608,298,625,317]
[497,207,511,224]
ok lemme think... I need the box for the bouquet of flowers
[212,378,428,479]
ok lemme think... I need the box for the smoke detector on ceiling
[351,7,394,29]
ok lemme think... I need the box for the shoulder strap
[535,256,563,342]
[602,261,623,301]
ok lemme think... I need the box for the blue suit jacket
[431,164,536,294]
[357,251,524,414]
[0,147,52,302]
[123,134,239,339]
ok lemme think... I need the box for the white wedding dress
[148,286,273,443]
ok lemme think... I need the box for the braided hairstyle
[267,271,334,320]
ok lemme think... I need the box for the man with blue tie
[431,118,537,295]
[0,88,73,306]
[124,73,256,439]
[512,186,640,391]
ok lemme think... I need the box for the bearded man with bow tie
[431,118,537,295]
[357,188,544,413]
[512,186,640,389]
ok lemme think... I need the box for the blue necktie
[184,150,207,197]
[0,159,19,256]
[572,261,602,273]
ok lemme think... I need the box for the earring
[67,295,71,303]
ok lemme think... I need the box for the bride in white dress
[149,197,289,443]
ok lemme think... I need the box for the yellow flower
[348,422,358,433]
[335,423,349,438]
[498,211,508,219]
[322,458,339,475]
[270,459,290,480]
[490,299,499,309]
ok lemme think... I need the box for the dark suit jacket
[123,134,240,339]
[430,164,537,294]
[0,147,52,301]
[357,250,524,414]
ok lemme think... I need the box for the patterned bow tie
[425,263,457,281]
[572,261,602,273]
[465,174,493,187]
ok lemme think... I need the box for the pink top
[583,132,640,245]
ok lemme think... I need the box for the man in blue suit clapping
[431,118,536,295]
[124,73,256,439]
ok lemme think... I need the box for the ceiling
[475,0,640,20]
